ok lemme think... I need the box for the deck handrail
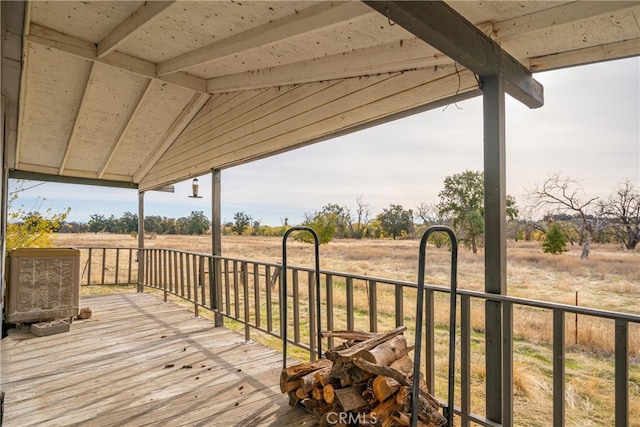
[76,245,639,426]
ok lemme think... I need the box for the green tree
[187,211,210,235]
[542,222,569,254]
[298,211,337,244]
[120,211,138,233]
[88,213,108,233]
[7,182,70,248]
[320,203,352,238]
[232,211,252,235]
[438,170,518,253]
[377,204,414,239]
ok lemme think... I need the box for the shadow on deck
[0,293,316,426]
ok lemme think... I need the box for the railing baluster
[87,248,92,285]
[179,252,185,297]
[266,265,273,332]
[426,288,435,394]
[192,254,199,316]
[199,256,206,314]
[553,308,565,426]
[185,253,192,300]
[224,259,230,315]
[346,277,354,331]
[368,280,377,333]
[461,295,471,427]
[242,261,250,342]
[293,269,300,344]
[325,274,334,350]
[233,260,240,319]
[503,300,513,427]
[308,270,316,360]
[395,283,403,327]
[115,248,120,285]
[254,263,261,329]
[101,248,106,285]
[128,248,133,285]
[615,319,629,427]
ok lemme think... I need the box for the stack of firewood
[280,326,446,427]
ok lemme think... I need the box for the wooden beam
[157,1,373,76]
[27,24,207,94]
[132,92,210,183]
[363,1,543,109]
[9,170,137,189]
[207,37,449,93]
[98,79,155,179]
[97,1,174,58]
[59,62,96,175]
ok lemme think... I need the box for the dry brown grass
[57,233,639,426]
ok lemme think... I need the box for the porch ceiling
[3,1,639,191]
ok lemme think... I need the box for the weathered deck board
[0,293,317,426]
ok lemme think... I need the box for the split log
[356,335,409,365]
[314,366,334,387]
[391,411,431,427]
[321,330,379,341]
[301,366,330,393]
[395,386,446,426]
[362,386,378,406]
[370,396,401,427]
[280,358,332,392]
[295,388,309,400]
[312,387,323,401]
[287,391,300,407]
[352,357,440,411]
[281,378,302,393]
[329,326,407,360]
[373,375,400,402]
[334,385,368,412]
[323,384,335,404]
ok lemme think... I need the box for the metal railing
[77,246,639,426]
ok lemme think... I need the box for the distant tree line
[50,172,639,257]
[57,211,211,235]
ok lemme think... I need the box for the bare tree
[350,196,370,239]
[528,174,606,259]
[602,179,640,250]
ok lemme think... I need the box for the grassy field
[54,233,640,426]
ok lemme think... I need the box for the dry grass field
[53,233,640,426]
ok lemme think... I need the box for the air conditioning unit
[5,248,80,324]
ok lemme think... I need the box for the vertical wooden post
[483,74,508,423]
[137,191,145,292]
[211,169,223,326]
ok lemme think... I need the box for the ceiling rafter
[363,1,544,109]
[97,1,175,59]
[98,79,155,179]
[132,92,210,183]
[157,1,374,76]
[487,1,640,42]
[27,23,207,94]
[206,37,449,93]
[59,62,96,175]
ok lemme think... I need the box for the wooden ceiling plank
[146,67,465,183]
[59,62,96,175]
[27,23,207,93]
[97,1,175,58]
[132,92,210,183]
[363,1,543,109]
[491,1,639,42]
[530,38,640,72]
[141,70,478,189]
[206,37,450,93]
[98,79,155,179]
[157,1,374,76]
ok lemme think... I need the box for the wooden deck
[0,293,316,426]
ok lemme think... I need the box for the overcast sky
[11,57,640,226]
